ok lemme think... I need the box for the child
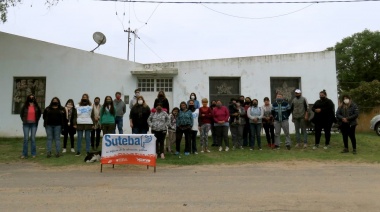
[167,107,179,154]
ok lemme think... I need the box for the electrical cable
[99,0,380,4]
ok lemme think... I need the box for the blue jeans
[77,130,91,153]
[46,125,61,154]
[22,123,37,157]
[115,116,124,134]
[132,127,148,134]
[250,123,262,148]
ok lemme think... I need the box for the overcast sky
[1,0,380,64]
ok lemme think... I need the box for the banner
[101,134,156,167]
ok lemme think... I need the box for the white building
[0,31,338,137]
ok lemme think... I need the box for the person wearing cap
[291,89,309,148]
[336,94,359,154]
[311,89,336,150]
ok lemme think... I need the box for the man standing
[114,91,126,134]
[271,93,292,150]
[291,89,309,148]
[129,88,140,109]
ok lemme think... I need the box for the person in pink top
[20,94,42,159]
[212,100,230,152]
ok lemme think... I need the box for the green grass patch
[1,133,379,167]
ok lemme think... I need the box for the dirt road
[1,161,379,211]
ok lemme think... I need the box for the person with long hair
[188,99,200,154]
[75,93,94,156]
[20,94,42,159]
[167,107,179,154]
[230,99,246,150]
[114,91,126,134]
[175,101,193,156]
[148,103,170,159]
[198,98,213,153]
[212,100,230,152]
[153,90,170,112]
[43,97,66,158]
[311,90,336,150]
[248,99,264,150]
[100,96,116,135]
[129,96,151,134]
[91,97,102,150]
[187,92,200,109]
[62,99,77,153]
[262,97,275,149]
[336,94,359,154]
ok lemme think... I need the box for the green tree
[329,29,380,92]
[0,0,60,23]
[347,80,380,111]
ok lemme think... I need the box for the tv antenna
[90,32,107,53]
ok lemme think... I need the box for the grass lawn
[1,132,379,167]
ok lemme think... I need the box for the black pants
[91,128,101,149]
[152,130,167,155]
[243,121,252,146]
[314,122,333,146]
[215,126,229,147]
[340,124,357,149]
[190,130,198,153]
[63,127,75,148]
[263,123,275,145]
[176,127,191,153]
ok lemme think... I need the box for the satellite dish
[90,32,107,52]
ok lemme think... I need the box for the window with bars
[138,78,172,92]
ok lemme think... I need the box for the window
[12,77,46,114]
[138,78,173,92]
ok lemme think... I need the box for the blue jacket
[271,101,291,121]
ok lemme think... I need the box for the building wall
[1,31,337,137]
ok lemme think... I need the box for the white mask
[190,95,195,100]
[138,100,143,105]
[343,99,350,104]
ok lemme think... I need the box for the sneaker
[250,148,253,151]
[353,149,357,155]
[240,146,244,150]
[312,145,318,150]
[160,153,165,159]
[303,144,308,148]
[194,152,198,155]
[259,148,262,151]
[184,152,190,156]
[47,152,52,158]
[62,148,66,153]
[323,145,329,150]
[295,143,300,148]
[20,155,26,159]
[225,147,229,152]
[206,148,211,153]
[286,145,291,150]
[341,148,349,153]
[219,146,223,152]
[90,155,98,162]
[71,148,75,153]
[200,150,204,153]
[75,152,81,156]
[32,155,36,158]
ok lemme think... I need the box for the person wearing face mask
[148,103,170,159]
[311,90,336,150]
[167,107,180,154]
[262,97,275,148]
[247,99,264,150]
[212,100,230,152]
[271,93,292,150]
[129,96,151,134]
[75,93,94,156]
[43,97,66,158]
[336,95,359,154]
[175,101,193,156]
[114,91,126,134]
[91,97,102,151]
[20,94,42,159]
[100,96,116,135]
[188,100,200,154]
[187,92,200,109]
[62,99,77,153]
[291,89,309,148]
[230,100,246,150]
[210,100,218,147]
[243,97,252,147]
[154,90,170,113]
[129,88,141,109]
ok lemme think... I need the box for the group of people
[20,88,359,159]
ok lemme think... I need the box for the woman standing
[75,93,94,156]
[336,95,359,154]
[188,100,199,154]
[262,97,275,148]
[43,97,66,158]
[199,98,213,153]
[175,101,193,156]
[130,96,151,134]
[167,107,179,154]
[20,94,42,159]
[91,97,102,151]
[100,96,116,135]
[187,92,200,109]
[229,101,246,150]
[153,90,170,113]
[247,99,264,150]
[212,100,230,152]
[148,103,170,159]
[62,99,77,153]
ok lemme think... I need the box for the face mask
[138,100,143,105]
[106,100,112,104]
[82,99,88,104]
[211,104,216,107]
[52,102,58,106]
[216,104,222,108]
[116,96,121,100]
[94,101,99,105]
[343,99,350,104]
[190,95,195,100]
[252,103,258,107]
[66,104,73,108]
[158,94,164,98]
[320,97,326,100]
[188,105,195,110]
[276,98,283,102]
[28,98,35,103]
[245,101,251,105]
[296,95,301,99]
